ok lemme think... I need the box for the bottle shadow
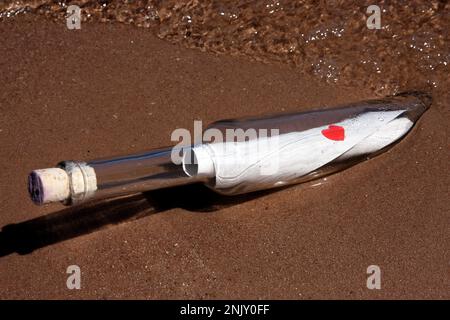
[0,184,272,257]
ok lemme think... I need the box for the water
[1,0,449,97]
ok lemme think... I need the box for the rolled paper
[184,110,411,193]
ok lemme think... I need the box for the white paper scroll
[184,110,412,190]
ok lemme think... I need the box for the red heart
[321,125,345,141]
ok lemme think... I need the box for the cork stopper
[28,168,70,205]
[28,162,97,205]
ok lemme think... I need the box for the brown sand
[0,16,448,299]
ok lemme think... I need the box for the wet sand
[0,16,448,299]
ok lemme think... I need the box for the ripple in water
[1,0,449,97]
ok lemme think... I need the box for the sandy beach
[0,8,448,299]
